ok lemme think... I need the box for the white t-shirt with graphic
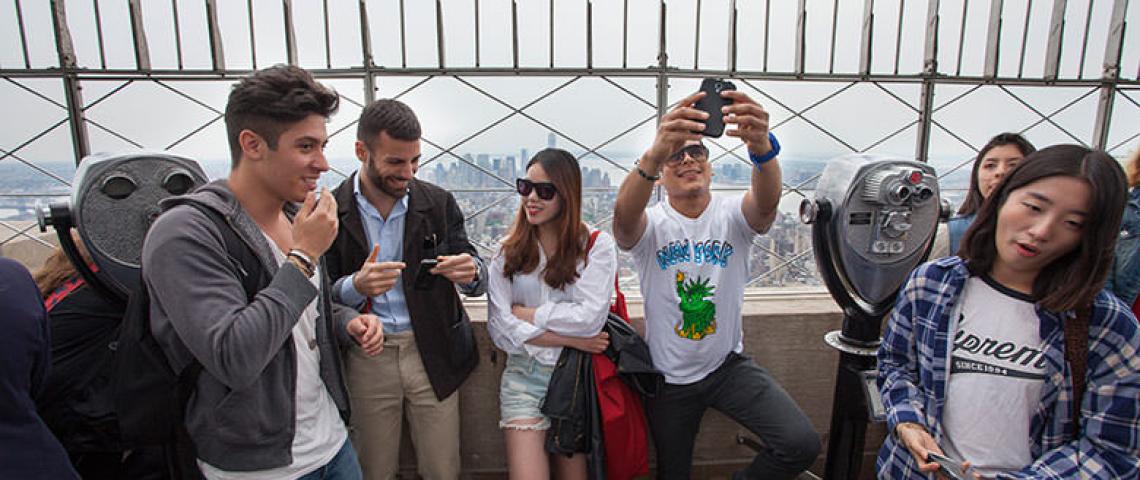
[625,194,755,384]
[941,275,1047,477]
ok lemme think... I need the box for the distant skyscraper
[476,154,492,187]
[520,148,528,163]
[505,156,517,179]
[433,163,446,184]
[547,133,556,149]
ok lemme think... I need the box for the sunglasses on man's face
[516,178,558,200]
[666,144,710,165]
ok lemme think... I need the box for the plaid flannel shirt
[876,256,1140,479]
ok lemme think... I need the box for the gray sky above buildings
[0,0,1137,184]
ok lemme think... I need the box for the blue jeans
[298,438,363,480]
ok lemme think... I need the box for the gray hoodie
[141,180,354,471]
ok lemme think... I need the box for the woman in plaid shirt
[877,144,1140,479]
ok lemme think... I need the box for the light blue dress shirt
[338,175,414,333]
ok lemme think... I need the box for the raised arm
[613,91,708,250]
[721,90,782,234]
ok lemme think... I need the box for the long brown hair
[33,232,92,298]
[958,132,1037,216]
[959,144,1128,311]
[501,149,589,289]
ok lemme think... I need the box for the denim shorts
[498,354,555,430]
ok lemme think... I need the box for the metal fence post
[50,0,90,165]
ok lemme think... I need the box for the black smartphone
[414,258,439,290]
[926,452,967,480]
[694,78,736,137]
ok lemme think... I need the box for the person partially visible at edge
[611,88,821,480]
[323,99,486,480]
[877,145,1140,479]
[931,133,1037,258]
[33,238,164,478]
[0,257,80,480]
[1105,147,1140,317]
[142,64,383,479]
[486,148,615,480]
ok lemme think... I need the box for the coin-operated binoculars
[799,154,951,479]
[37,152,210,302]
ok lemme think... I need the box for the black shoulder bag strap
[186,203,266,301]
[175,204,266,386]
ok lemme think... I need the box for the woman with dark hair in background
[932,133,1036,258]
[878,145,1140,479]
[0,256,80,480]
[486,148,615,480]
[1106,148,1140,317]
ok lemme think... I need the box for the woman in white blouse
[487,148,617,480]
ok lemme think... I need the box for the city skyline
[0,137,977,290]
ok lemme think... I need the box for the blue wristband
[749,132,781,168]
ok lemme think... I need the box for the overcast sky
[0,0,1136,187]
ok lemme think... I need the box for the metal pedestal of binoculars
[821,312,885,480]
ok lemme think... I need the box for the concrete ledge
[0,222,57,271]
[1,238,886,479]
[435,295,886,479]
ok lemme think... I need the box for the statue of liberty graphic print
[674,270,717,340]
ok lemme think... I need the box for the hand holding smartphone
[694,78,736,137]
[414,258,439,290]
[926,452,968,480]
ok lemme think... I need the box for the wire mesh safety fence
[1,0,1136,290]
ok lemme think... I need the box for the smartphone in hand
[694,78,736,137]
[414,258,439,290]
[926,452,968,480]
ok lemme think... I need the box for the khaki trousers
[345,330,460,480]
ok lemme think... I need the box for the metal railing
[1,0,1136,288]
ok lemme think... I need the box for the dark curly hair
[224,64,339,167]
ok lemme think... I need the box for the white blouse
[486,231,618,365]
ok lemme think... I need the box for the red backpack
[586,231,649,480]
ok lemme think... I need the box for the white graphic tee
[941,275,1047,477]
[625,194,755,384]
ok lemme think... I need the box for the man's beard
[365,158,409,199]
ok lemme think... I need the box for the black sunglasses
[516,178,558,200]
[666,144,710,165]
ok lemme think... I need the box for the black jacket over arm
[325,176,484,400]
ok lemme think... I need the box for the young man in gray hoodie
[142,65,384,479]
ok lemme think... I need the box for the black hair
[356,99,421,150]
[960,144,1128,311]
[958,132,1037,216]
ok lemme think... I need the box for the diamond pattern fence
[1,0,1136,292]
